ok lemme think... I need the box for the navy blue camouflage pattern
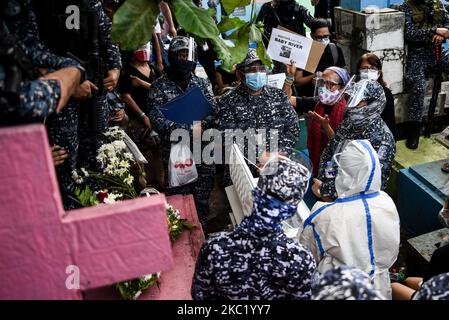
[216,84,300,187]
[401,0,449,121]
[318,81,395,198]
[191,158,316,300]
[414,272,449,300]
[312,265,383,300]
[147,73,216,228]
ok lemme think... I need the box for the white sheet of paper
[267,73,287,89]
[267,28,313,69]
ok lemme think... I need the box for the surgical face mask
[134,48,151,62]
[318,86,341,105]
[360,69,379,81]
[245,72,267,91]
[318,37,330,46]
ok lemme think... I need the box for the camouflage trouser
[405,47,449,122]
[77,94,109,171]
[45,100,79,209]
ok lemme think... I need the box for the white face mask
[360,69,379,81]
[318,37,330,46]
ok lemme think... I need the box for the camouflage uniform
[192,157,316,300]
[401,0,449,122]
[1,0,80,123]
[414,272,449,300]
[318,81,395,199]
[147,37,216,228]
[216,50,300,187]
[26,0,121,208]
[76,0,122,171]
[0,65,62,122]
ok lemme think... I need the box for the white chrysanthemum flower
[71,170,79,180]
[105,127,125,139]
[103,193,122,204]
[103,197,115,204]
[116,168,127,176]
[119,160,130,169]
[143,274,153,281]
[80,168,89,177]
[71,170,84,184]
[124,175,134,185]
[133,290,142,300]
[112,140,126,151]
[123,152,134,161]
[109,156,120,168]
[104,164,115,175]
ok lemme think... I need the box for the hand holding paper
[267,27,326,74]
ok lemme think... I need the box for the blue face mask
[245,72,267,91]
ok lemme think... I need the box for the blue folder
[158,86,213,124]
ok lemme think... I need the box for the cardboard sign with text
[267,27,326,73]
[267,73,286,89]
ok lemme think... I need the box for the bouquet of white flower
[72,127,195,300]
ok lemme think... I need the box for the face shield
[314,72,356,105]
[187,36,195,62]
[133,42,152,62]
[258,148,312,190]
[345,79,370,109]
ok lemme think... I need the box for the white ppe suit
[300,139,400,299]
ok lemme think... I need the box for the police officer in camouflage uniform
[147,36,216,229]
[28,0,122,208]
[216,49,300,187]
[401,0,449,149]
[1,0,83,123]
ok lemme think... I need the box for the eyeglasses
[244,65,267,73]
[315,35,330,40]
[315,77,341,89]
[359,66,379,71]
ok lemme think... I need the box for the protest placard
[267,27,326,73]
[267,73,286,89]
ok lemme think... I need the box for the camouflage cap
[236,49,262,69]
[168,36,195,52]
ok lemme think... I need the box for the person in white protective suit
[300,139,400,299]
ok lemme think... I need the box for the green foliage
[74,185,99,207]
[111,0,159,50]
[221,0,251,15]
[111,0,273,72]
[217,16,247,33]
[166,204,195,242]
[171,0,219,39]
[115,274,160,300]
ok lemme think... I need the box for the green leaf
[171,0,219,39]
[111,0,159,51]
[221,0,251,15]
[256,41,273,69]
[218,16,247,33]
[227,24,250,69]
[249,24,262,43]
[210,37,233,72]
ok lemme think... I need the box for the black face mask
[167,57,194,81]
